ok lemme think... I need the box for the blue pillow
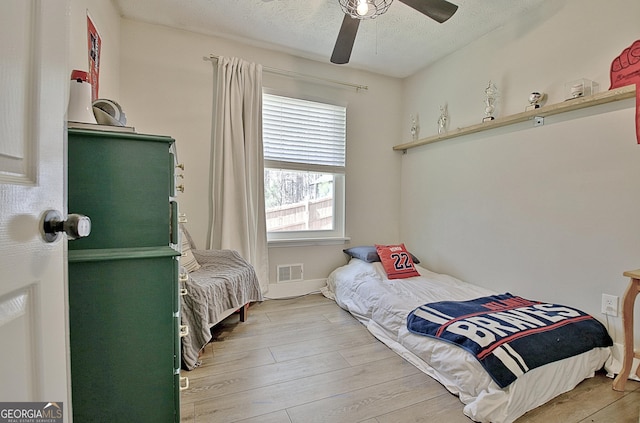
[343,245,420,264]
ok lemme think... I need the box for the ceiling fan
[331,0,459,65]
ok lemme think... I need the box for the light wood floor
[180,294,640,423]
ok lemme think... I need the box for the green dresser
[67,128,181,422]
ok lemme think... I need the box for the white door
[0,0,70,420]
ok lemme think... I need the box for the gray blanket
[180,249,263,370]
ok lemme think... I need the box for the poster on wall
[87,12,101,102]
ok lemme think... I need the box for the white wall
[400,0,640,345]
[117,20,404,295]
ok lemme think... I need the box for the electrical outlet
[601,294,618,317]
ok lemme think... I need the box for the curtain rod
[203,54,368,92]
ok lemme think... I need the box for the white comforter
[322,259,611,423]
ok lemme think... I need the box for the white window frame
[263,92,347,245]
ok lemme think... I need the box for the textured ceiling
[113,0,545,78]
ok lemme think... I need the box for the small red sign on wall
[609,40,640,144]
[87,13,101,102]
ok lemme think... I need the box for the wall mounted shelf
[393,85,636,152]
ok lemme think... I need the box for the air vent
[277,264,304,283]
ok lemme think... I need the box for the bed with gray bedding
[180,248,263,370]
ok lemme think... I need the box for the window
[262,93,346,242]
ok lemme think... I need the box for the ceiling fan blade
[331,14,360,65]
[399,0,458,23]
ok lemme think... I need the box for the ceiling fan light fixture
[338,0,393,20]
[356,0,369,16]
[332,0,458,65]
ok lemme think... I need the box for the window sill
[267,237,351,248]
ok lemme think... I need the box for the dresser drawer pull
[179,376,189,391]
[180,325,189,338]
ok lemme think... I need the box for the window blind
[263,93,346,170]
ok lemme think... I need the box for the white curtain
[207,56,269,293]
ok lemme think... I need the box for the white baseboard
[605,342,640,381]
[265,278,326,299]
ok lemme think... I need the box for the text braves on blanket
[407,293,612,388]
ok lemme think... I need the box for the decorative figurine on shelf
[410,114,420,141]
[483,81,498,122]
[437,104,448,134]
[570,83,584,99]
[525,91,546,111]
[564,78,598,101]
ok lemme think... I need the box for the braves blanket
[407,293,612,388]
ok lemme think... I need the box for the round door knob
[42,210,92,242]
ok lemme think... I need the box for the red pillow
[375,244,420,279]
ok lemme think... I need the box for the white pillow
[180,229,201,273]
